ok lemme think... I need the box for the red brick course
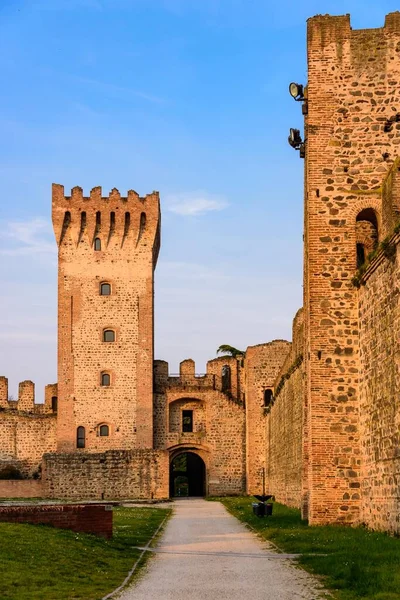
[0,504,113,538]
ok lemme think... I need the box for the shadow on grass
[215,497,400,600]
[1,506,171,600]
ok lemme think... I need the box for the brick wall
[43,449,169,500]
[0,504,112,538]
[359,237,400,533]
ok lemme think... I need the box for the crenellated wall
[0,378,57,478]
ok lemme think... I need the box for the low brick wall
[0,479,43,498]
[43,449,169,500]
[0,504,113,538]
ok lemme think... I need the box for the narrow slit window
[101,373,110,387]
[221,365,231,392]
[99,424,109,437]
[77,426,85,448]
[263,389,274,407]
[103,329,115,342]
[182,410,193,433]
[94,237,101,251]
[79,211,87,241]
[124,212,130,237]
[100,283,111,296]
[51,396,58,412]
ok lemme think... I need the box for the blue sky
[0,0,399,399]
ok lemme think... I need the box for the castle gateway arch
[169,451,206,497]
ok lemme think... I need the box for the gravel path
[117,499,326,600]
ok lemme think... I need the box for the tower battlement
[52,184,160,264]
[307,12,400,40]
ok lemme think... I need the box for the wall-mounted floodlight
[288,128,305,159]
[289,82,304,101]
[288,128,303,149]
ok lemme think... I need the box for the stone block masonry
[43,449,169,500]
[0,504,113,538]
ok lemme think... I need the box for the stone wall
[358,236,400,532]
[43,449,169,500]
[265,310,304,507]
[0,504,113,538]
[303,12,400,525]
[244,340,291,495]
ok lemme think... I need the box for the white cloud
[166,191,229,216]
[0,218,55,257]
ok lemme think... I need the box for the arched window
[99,424,109,437]
[356,208,378,268]
[263,389,274,408]
[51,396,58,412]
[94,237,101,251]
[221,365,231,392]
[103,329,115,342]
[77,426,85,448]
[101,372,111,387]
[100,283,111,296]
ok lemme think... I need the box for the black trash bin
[265,503,273,516]
[252,502,266,517]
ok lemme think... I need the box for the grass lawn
[0,506,171,600]
[218,497,400,600]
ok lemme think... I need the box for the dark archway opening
[357,243,366,269]
[170,452,205,498]
[355,208,379,268]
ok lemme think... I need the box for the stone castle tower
[303,13,400,524]
[51,184,161,453]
